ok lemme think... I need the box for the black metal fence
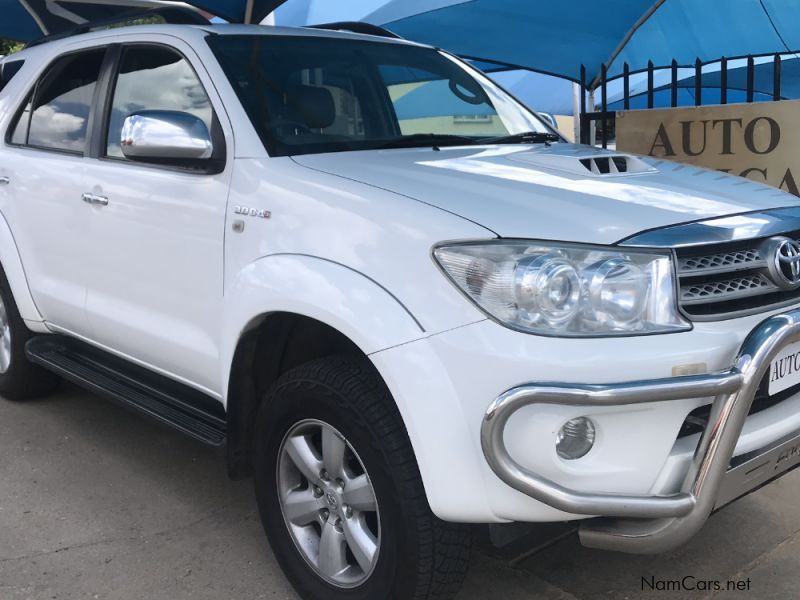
[579,53,786,148]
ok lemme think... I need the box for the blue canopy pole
[588,0,666,89]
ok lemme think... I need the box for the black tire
[253,355,471,600]
[0,267,59,400]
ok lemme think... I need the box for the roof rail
[309,22,402,40]
[25,6,210,48]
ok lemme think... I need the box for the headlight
[433,241,690,337]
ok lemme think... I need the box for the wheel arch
[222,254,426,479]
[0,210,44,327]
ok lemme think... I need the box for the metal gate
[579,53,787,148]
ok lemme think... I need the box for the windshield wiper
[482,131,561,145]
[375,133,479,150]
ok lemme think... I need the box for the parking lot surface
[1,384,799,600]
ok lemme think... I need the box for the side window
[106,45,214,159]
[0,60,25,94]
[10,49,105,153]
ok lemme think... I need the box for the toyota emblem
[325,491,339,509]
[763,236,800,290]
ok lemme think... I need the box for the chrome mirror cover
[121,110,213,161]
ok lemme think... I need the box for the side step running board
[26,335,226,446]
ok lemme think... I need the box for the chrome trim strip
[620,206,800,249]
[81,192,108,206]
[481,310,800,553]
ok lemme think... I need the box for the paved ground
[2,384,799,600]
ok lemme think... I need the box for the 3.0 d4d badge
[234,205,272,219]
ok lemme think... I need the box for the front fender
[221,253,425,397]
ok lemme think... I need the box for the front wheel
[254,356,471,600]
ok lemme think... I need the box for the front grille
[675,232,800,318]
[677,248,762,275]
[681,273,776,305]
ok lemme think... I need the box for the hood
[293,144,800,245]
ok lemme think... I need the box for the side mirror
[121,110,213,162]
[537,112,558,130]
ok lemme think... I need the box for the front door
[81,42,232,393]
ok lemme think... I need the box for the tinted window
[209,35,546,157]
[13,49,105,153]
[106,45,213,158]
[0,60,25,94]
[383,69,507,137]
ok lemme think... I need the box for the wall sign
[616,101,800,195]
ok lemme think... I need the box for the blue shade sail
[273,0,388,26]
[364,0,800,86]
[6,0,800,111]
[171,0,285,23]
[0,0,286,41]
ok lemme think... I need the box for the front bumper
[481,310,800,554]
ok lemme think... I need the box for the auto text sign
[616,100,800,196]
[769,340,800,396]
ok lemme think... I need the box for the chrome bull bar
[480,310,800,554]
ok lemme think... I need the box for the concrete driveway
[1,384,799,600]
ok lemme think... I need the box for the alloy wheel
[276,419,381,588]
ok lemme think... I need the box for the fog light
[556,417,596,460]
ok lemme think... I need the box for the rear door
[0,47,108,335]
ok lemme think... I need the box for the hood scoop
[579,155,651,175]
[508,151,654,177]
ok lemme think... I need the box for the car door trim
[88,44,121,160]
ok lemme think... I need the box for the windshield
[208,34,552,157]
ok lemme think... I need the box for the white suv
[2,21,800,600]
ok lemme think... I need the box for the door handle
[0,176,9,185]
[82,193,108,206]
